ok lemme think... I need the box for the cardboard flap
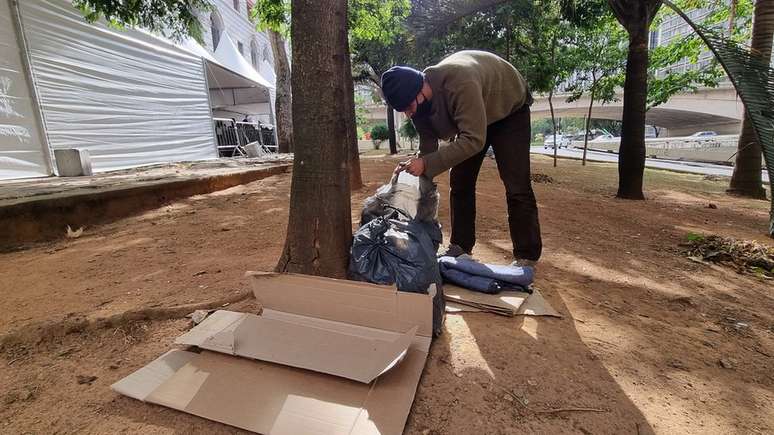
[247,272,433,337]
[110,350,197,401]
[175,310,243,351]
[176,309,419,383]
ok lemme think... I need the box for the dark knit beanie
[381,66,424,111]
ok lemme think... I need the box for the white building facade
[201,0,277,123]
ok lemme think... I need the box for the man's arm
[414,119,438,156]
[421,80,487,179]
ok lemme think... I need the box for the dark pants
[449,105,542,261]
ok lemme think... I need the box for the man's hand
[395,157,425,176]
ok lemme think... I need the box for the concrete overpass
[531,85,744,136]
[359,85,745,137]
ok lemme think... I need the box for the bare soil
[1,155,772,434]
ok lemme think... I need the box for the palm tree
[728,0,773,200]
[662,0,774,237]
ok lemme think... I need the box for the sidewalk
[531,146,770,182]
[1,156,292,249]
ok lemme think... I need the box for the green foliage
[349,0,412,94]
[404,0,581,95]
[354,93,371,134]
[73,0,211,42]
[644,0,754,110]
[399,119,418,140]
[404,0,749,114]
[253,0,409,43]
[370,124,390,141]
[349,0,410,46]
[252,0,290,35]
[686,232,705,242]
[564,16,626,106]
[662,0,774,236]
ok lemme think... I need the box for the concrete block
[54,149,93,177]
[244,143,263,158]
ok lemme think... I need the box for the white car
[589,133,618,143]
[543,134,571,149]
[690,131,718,139]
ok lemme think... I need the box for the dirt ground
[1,154,772,434]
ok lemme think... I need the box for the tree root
[0,290,253,350]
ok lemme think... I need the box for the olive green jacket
[413,50,529,178]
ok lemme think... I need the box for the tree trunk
[548,88,557,167]
[616,22,649,199]
[728,0,737,33]
[276,0,353,278]
[387,105,398,154]
[548,33,558,168]
[728,0,772,200]
[343,53,363,190]
[583,90,595,166]
[268,30,293,153]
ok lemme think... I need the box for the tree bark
[728,0,737,33]
[268,30,293,153]
[728,0,772,200]
[549,88,558,167]
[616,21,649,199]
[609,0,660,199]
[276,0,353,278]
[387,105,398,154]
[342,50,363,191]
[583,89,595,166]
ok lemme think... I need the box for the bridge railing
[574,134,759,164]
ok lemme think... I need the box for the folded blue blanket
[438,256,534,294]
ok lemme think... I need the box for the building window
[233,0,240,11]
[262,45,271,65]
[238,41,244,54]
[210,12,224,50]
[649,30,659,50]
[250,39,259,69]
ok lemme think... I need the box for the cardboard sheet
[116,347,428,435]
[176,309,418,383]
[444,285,561,317]
[112,272,434,435]
[247,272,434,337]
[445,301,483,313]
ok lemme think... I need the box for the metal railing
[213,118,277,157]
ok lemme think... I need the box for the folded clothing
[438,255,533,294]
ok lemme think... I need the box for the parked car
[543,134,571,149]
[589,133,617,143]
[690,131,718,138]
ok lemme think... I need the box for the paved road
[531,146,770,183]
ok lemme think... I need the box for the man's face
[401,91,426,118]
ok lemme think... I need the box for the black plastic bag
[350,174,445,337]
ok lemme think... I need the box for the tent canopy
[180,34,273,109]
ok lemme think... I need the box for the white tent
[0,0,50,180]
[206,33,274,123]
[12,0,219,174]
[0,0,278,180]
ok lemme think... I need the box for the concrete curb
[0,163,291,250]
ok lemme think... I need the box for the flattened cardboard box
[444,285,561,318]
[175,309,418,383]
[112,273,433,434]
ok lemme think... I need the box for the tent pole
[9,0,55,175]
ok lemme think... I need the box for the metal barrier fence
[213,118,277,157]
